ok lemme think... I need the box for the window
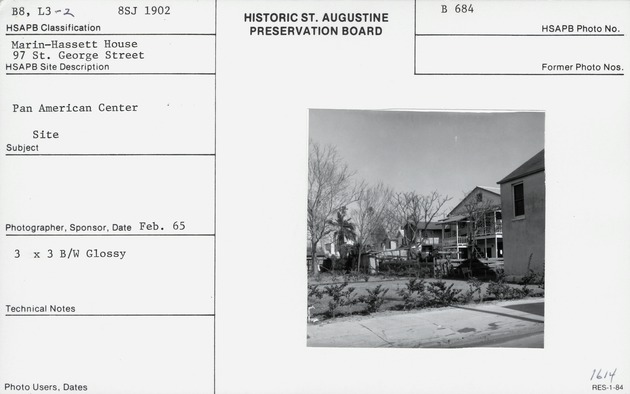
[476,192,483,202]
[513,183,525,217]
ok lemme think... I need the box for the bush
[426,280,462,306]
[463,277,484,303]
[358,285,389,314]
[485,273,513,300]
[308,284,323,299]
[520,268,544,295]
[396,278,430,310]
[379,259,430,277]
[321,256,347,273]
[486,272,533,300]
[509,287,526,299]
[323,282,357,318]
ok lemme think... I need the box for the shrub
[520,269,538,285]
[358,285,389,314]
[463,277,484,303]
[396,278,430,310]
[406,277,426,293]
[379,259,430,277]
[521,269,537,293]
[485,273,512,300]
[426,280,462,306]
[323,282,357,318]
[520,267,545,293]
[486,272,532,300]
[308,284,323,299]
[509,287,526,299]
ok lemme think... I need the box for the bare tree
[389,191,452,259]
[350,183,393,273]
[460,194,499,262]
[307,141,361,276]
[380,206,404,247]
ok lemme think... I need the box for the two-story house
[438,186,504,261]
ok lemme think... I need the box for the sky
[309,109,544,213]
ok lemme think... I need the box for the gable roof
[448,186,501,216]
[477,186,500,194]
[497,149,545,184]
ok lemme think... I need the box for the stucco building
[497,150,545,278]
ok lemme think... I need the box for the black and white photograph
[307,109,545,348]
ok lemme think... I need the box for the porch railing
[441,236,467,247]
[474,223,503,236]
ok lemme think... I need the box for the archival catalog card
[0,1,628,393]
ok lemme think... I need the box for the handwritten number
[54,8,75,17]
[591,368,617,383]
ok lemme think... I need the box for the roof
[448,186,501,216]
[497,149,545,184]
[438,214,467,224]
[477,186,500,194]
[419,221,442,231]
